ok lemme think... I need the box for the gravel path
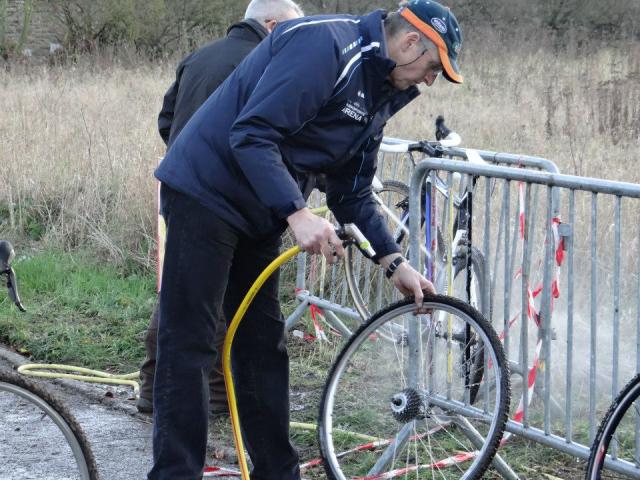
[0,346,238,479]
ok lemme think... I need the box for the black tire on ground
[585,373,640,480]
[0,369,100,480]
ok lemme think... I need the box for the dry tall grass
[0,32,638,270]
[388,31,640,180]
[1,62,168,268]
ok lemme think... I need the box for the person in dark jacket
[149,1,464,478]
[136,0,304,416]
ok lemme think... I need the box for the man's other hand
[379,253,435,306]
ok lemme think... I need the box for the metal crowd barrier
[285,139,562,334]
[283,141,570,479]
[283,136,640,476]
[408,157,640,477]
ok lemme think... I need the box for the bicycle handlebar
[379,115,461,155]
[436,132,462,148]
[0,240,26,312]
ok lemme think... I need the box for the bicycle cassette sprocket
[390,388,424,423]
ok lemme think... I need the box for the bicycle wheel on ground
[318,294,510,480]
[0,369,100,480]
[585,373,640,479]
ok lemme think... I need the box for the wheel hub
[390,388,424,423]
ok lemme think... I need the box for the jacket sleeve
[228,27,340,220]
[325,132,401,261]
[158,59,187,146]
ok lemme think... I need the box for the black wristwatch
[385,256,406,279]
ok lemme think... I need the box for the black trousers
[148,185,300,480]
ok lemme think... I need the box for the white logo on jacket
[341,99,368,122]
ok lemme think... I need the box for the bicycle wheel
[345,180,424,320]
[318,294,510,480]
[585,373,640,479]
[0,369,100,480]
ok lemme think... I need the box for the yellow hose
[223,245,301,479]
[17,364,140,395]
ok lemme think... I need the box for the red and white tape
[352,451,478,479]
[500,183,564,443]
[203,466,242,477]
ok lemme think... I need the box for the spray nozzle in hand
[335,224,376,259]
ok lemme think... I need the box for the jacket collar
[358,10,420,108]
[227,19,269,42]
[358,10,394,73]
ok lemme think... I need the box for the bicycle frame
[288,135,481,335]
[378,163,481,307]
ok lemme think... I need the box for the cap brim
[441,52,463,84]
[400,8,463,84]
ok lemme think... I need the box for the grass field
[0,249,154,371]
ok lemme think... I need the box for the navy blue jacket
[155,10,420,259]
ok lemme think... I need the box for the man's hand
[379,253,435,306]
[287,208,344,264]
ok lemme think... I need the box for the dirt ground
[1,340,595,480]
[0,345,238,479]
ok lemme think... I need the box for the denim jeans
[148,185,300,480]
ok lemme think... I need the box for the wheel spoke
[319,297,509,479]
